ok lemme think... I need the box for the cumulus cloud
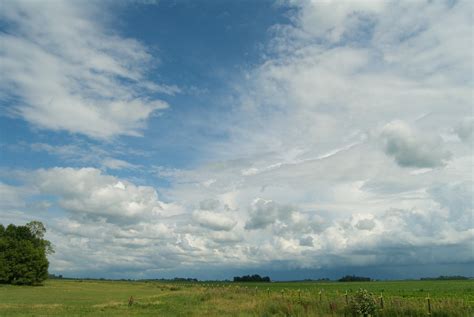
[355,218,376,231]
[46,218,181,275]
[245,198,294,230]
[32,167,164,222]
[381,120,451,168]
[3,163,473,277]
[0,1,175,139]
[192,210,237,231]
[299,235,313,247]
[199,198,221,211]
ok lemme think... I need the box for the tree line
[233,274,271,282]
[338,275,371,282]
[420,275,469,281]
[0,221,53,285]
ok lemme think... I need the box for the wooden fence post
[426,295,431,315]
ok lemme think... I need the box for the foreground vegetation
[0,279,472,316]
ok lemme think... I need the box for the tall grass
[0,279,472,316]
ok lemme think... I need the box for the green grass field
[0,279,473,316]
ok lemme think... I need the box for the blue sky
[0,0,473,280]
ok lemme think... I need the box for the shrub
[348,289,377,316]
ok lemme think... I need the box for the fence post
[379,293,384,309]
[426,294,431,316]
[345,291,349,305]
[319,289,322,303]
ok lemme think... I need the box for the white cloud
[245,198,293,230]
[226,0,471,160]
[192,210,237,231]
[0,0,174,139]
[288,0,385,44]
[0,182,31,208]
[101,158,138,170]
[355,218,376,231]
[32,167,164,222]
[429,182,473,227]
[208,231,243,244]
[199,198,221,211]
[381,120,451,168]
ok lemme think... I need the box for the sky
[0,0,472,281]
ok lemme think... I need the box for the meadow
[0,279,472,316]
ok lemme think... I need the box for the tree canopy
[0,221,53,285]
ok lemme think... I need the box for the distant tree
[338,275,371,282]
[173,277,198,282]
[0,221,54,285]
[48,274,63,279]
[420,276,469,281]
[233,274,271,282]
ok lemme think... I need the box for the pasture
[0,279,472,316]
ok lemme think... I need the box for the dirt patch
[0,303,63,309]
[32,304,63,308]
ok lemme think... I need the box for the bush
[348,289,377,316]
